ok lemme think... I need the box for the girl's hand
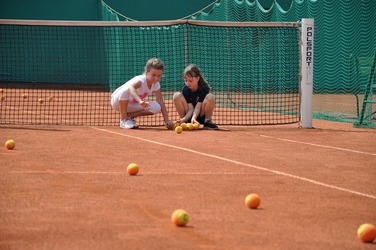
[139,101,150,110]
[177,118,186,124]
[191,117,198,124]
[165,121,176,130]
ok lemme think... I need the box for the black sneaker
[203,120,219,130]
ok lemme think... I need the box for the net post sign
[300,18,314,128]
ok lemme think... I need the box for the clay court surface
[1,120,375,250]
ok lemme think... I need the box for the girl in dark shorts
[173,64,218,130]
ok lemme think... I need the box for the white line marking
[8,171,249,175]
[90,127,376,200]
[259,134,376,156]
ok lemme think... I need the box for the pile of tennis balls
[174,122,200,134]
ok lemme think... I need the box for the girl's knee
[149,102,161,114]
[205,93,216,102]
[173,92,183,101]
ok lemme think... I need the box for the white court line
[8,171,249,175]
[259,134,376,156]
[90,127,376,200]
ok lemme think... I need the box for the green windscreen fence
[181,0,376,126]
[0,20,300,126]
[100,0,376,126]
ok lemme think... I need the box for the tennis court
[1,15,375,249]
[1,120,375,249]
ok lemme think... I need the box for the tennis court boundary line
[90,127,376,200]
[8,171,260,175]
[259,134,376,156]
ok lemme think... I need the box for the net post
[300,18,314,128]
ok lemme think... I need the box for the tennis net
[0,20,300,126]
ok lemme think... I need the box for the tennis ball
[186,123,193,130]
[5,139,16,150]
[22,93,28,99]
[171,209,189,227]
[180,123,187,130]
[192,123,200,130]
[38,98,44,104]
[127,163,139,175]
[175,125,183,134]
[0,96,5,101]
[48,96,54,101]
[357,223,376,243]
[245,193,261,209]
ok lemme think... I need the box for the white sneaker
[129,117,139,128]
[120,118,137,129]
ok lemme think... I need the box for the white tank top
[111,74,161,103]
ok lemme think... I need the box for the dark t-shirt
[181,85,209,107]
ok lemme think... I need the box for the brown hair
[183,64,211,90]
[145,58,165,72]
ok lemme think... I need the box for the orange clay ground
[1,119,375,249]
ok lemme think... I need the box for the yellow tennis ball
[22,93,28,99]
[127,163,139,175]
[38,98,44,104]
[180,123,187,130]
[192,123,200,130]
[186,123,193,130]
[5,139,16,150]
[171,209,189,227]
[175,125,183,134]
[245,193,261,209]
[48,96,54,101]
[357,223,376,243]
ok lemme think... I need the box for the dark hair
[145,58,164,72]
[183,64,211,90]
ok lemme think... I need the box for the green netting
[2,0,373,126]
[103,25,186,93]
[100,0,376,126]
[353,53,376,128]
[0,25,108,85]
[99,0,376,127]
[181,0,375,125]
[0,20,300,126]
[100,1,119,21]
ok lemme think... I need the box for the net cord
[0,19,299,28]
